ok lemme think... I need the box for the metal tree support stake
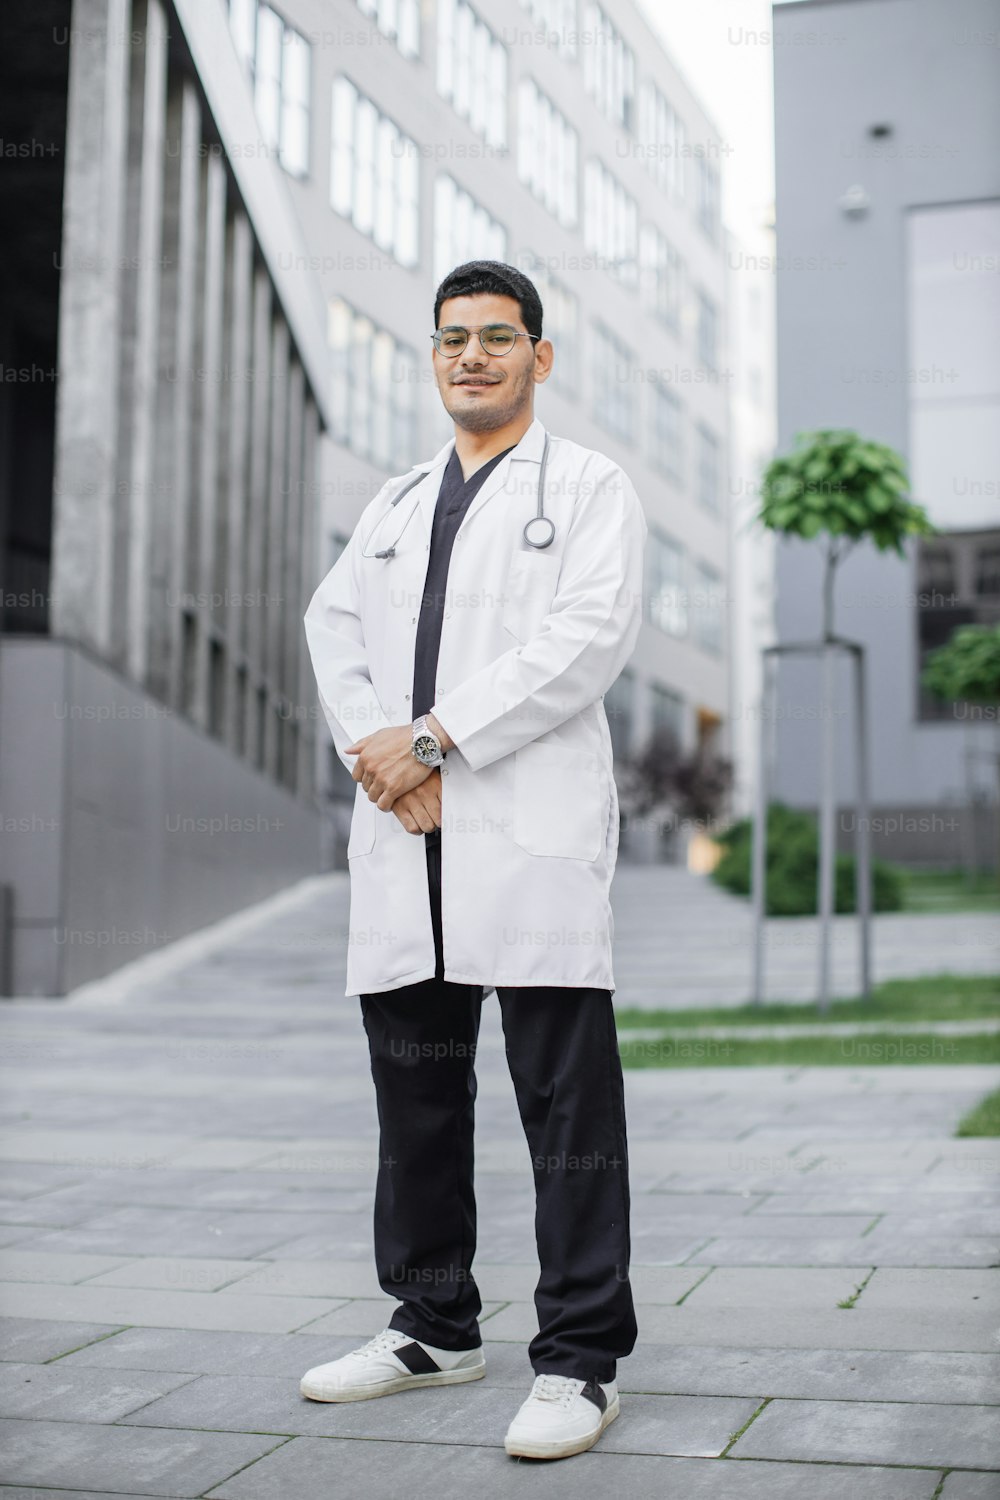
[751,637,872,1012]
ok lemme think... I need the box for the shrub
[712,803,903,915]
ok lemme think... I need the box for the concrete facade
[771,0,1000,866]
[0,0,331,993]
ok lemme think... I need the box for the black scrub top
[412,441,516,843]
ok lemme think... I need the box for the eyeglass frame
[430,323,542,357]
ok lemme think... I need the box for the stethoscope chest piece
[523,514,556,549]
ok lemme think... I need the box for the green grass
[899,869,1000,915]
[956,1086,1000,1137]
[618,1031,1000,1069]
[613,973,1000,1032]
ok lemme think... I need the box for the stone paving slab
[118,1372,759,1457]
[52,1326,1000,1403]
[204,1434,944,1499]
[0,1317,124,1363]
[0,1361,197,1422]
[858,1268,1000,1313]
[687,1235,1000,1268]
[281,1297,508,1338]
[730,1397,999,1470]
[0,1283,349,1334]
[0,1418,287,1497]
[941,1473,1000,1498]
[0,1251,135,1284]
[478,1300,1000,1351]
[79,1258,268,1293]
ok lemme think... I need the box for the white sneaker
[504,1373,620,1459]
[300,1327,485,1403]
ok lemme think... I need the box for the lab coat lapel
[411,417,548,545]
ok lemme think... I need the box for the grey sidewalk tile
[673,1267,869,1308]
[940,1473,1000,1498]
[0,1491,181,1499]
[858,1269,1000,1314]
[0,1251,135,1284]
[119,1370,757,1456]
[59,1328,376,1377]
[82,1257,264,1292]
[480,1300,1000,1351]
[730,1398,1000,1470]
[0,1196,96,1229]
[615,1344,1000,1406]
[9,1206,343,1259]
[0,1317,124,1362]
[685,1236,1000,1268]
[0,1417,287,1497]
[290,1298,507,1337]
[2,1282,349,1334]
[0,1361,197,1422]
[204,1434,942,1499]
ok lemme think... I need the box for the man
[301,261,647,1461]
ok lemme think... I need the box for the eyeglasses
[431,324,541,357]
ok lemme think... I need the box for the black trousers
[358,831,638,1384]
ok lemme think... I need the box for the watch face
[413,734,438,763]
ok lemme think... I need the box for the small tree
[759,429,935,637]
[753,429,936,1007]
[922,623,1000,882]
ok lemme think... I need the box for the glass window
[650,382,683,483]
[650,682,683,743]
[328,297,419,470]
[518,79,578,228]
[696,289,718,370]
[603,667,634,759]
[637,80,686,200]
[584,159,638,288]
[696,423,721,514]
[520,0,578,58]
[695,154,721,242]
[592,321,634,443]
[645,529,686,637]
[254,5,283,156]
[521,253,578,397]
[438,0,507,148]
[434,175,506,285]
[330,80,419,268]
[639,223,684,331]
[691,559,725,654]
[280,25,310,177]
[357,0,420,59]
[581,2,634,131]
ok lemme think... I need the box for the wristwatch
[411,715,446,767]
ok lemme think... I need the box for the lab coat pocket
[502,550,561,643]
[347,785,378,857]
[513,742,604,861]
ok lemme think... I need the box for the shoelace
[358,1329,406,1357]
[531,1373,582,1409]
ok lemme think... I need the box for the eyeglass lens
[434,325,518,355]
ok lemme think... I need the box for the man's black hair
[434,260,544,342]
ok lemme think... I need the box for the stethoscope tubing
[361,432,554,560]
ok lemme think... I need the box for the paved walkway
[0,870,998,1497]
[611,865,1000,1008]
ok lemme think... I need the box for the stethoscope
[361,431,554,560]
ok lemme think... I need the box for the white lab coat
[303,415,648,997]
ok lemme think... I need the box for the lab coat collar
[408,415,548,542]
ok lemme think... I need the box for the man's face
[432,294,552,434]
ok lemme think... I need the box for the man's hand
[345,725,433,810]
[391,769,442,834]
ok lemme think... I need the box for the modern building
[220,0,743,860]
[771,0,1000,867]
[0,0,331,994]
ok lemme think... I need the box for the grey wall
[0,639,321,996]
[771,0,1000,830]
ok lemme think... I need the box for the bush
[712,803,904,915]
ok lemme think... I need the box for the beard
[444,362,535,433]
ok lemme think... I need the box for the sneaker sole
[504,1394,620,1459]
[301,1360,486,1403]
